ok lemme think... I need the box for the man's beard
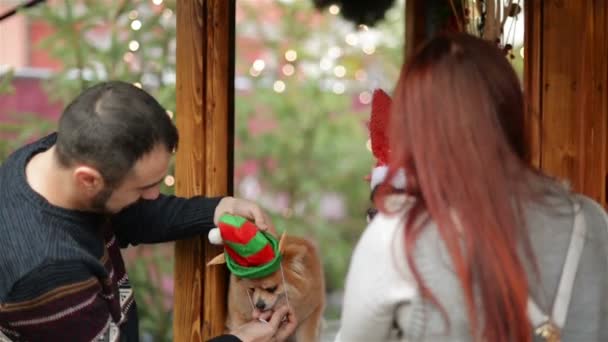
[91,186,113,213]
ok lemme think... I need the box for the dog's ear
[207,253,226,266]
[278,231,287,254]
[282,244,308,277]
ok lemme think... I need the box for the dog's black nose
[255,300,266,310]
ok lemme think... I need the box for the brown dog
[209,234,325,342]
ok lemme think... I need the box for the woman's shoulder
[573,193,608,235]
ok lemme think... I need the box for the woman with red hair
[335,33,608,341]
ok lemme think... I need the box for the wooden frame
[171,0,608,340]
[173,1,235,340]
[524,0,608,206]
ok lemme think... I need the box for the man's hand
[271,306,298,342]
[231,306,296,342]
[214,197,275,234]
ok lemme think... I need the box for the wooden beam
[524,0,608,207]
[404,0,428,60]
[523,0,542,168]
[174,1,234,341]
[201,1,234,339]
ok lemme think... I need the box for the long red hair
[377,33,546,341]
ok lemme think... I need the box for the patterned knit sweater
[0,134,227,341]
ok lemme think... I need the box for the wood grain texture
[578,0,607,206]
[174,0,234,340]
[523,0,543,168]
[404,0,428,61]
[174,0,205,341]
[201,0,234,339]
[536,0,607,206]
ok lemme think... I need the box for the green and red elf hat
[207,214,282,279]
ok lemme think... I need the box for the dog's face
[233,241,307,312]
[237,271,285,312]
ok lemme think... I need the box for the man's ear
[207,253,226,266]
[73,166,104,194]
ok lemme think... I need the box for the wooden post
[404,0,428,60]
[524,0,608,206]
[174,1,235,341]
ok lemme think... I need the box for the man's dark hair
[55,81,178,186]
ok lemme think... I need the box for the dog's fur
[217,235,325,342]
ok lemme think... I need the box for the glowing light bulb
[273,80,286,93]
[131,20,142,31]
[345,33,358,46]
[359,91,372,104]
[332,82,345,94]
[129,40,140,51]
[284,50,297,62]
[252,59,265,71]
[164,175,175,186]
[282,64,295,76]
[333,65,346,78]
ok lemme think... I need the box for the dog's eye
[265,286,277,293]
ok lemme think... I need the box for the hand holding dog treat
[231,306,296,342]
[208,214,325,341]
[271,306,298,342]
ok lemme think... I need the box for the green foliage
[235,0,405,291]
[0,69,15,95]
[126,248,174,342]
[0,112,56,161]
[25,0,177,111]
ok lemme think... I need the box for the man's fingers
[268,306,290,328]
[251,206,269,231]
[273,307,298,342]
[251,309,262,320]
[259,311,272,322]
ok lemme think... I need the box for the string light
[162,9,173,19]
[164,175,175,187]
[520,47,524,58]
[333,65,346,78]
[345,33,358,46]
[355,69,367,81]
[131,20,142,31]
[284,50,297,62]
[362,44,376,55]
[129,40,140,51]
[332,82,345,94]
[328,46,342,58]
[320,58,332,71]
[128,11,138,20]
[152,0,163,5]
[123,52,134,62]
[249,67,261,77]
[252,59,265,71]
[359,91,372,104]
[329,5,340,15]
[282,64,295,76]
[166,110,174,119]
[273,80,286,93]
[133,82,142,88]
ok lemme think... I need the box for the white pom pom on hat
[370,165,406,190]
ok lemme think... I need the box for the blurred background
[0,0,522,340]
